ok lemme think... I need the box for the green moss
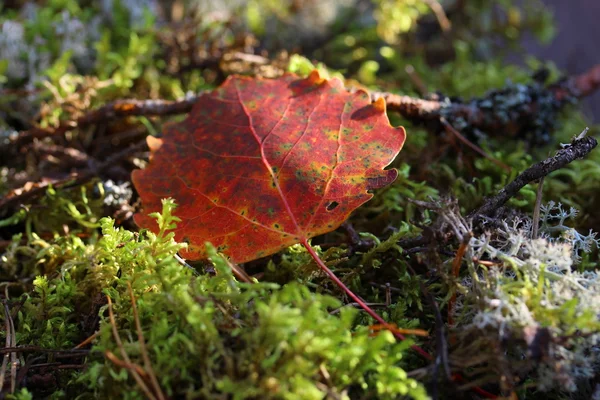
[1,200,426,399]
[2,0,600,398]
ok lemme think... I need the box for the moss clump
[2,200,427,399]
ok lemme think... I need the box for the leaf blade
[133,71,406,262]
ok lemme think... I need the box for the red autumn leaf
[132,70,406,263]
[132,72,458,377]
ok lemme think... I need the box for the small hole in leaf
[326,201,339,211]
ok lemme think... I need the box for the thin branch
[73,331,100,349]
[10,63,600,152]
[568,63,600,98]
[422,0,452,32]
[471,134,597,219]
[104,350,148,378]
[12,96,201,147]
[372,92,448,121]
[374,63,600,136]
[0,346,90,355]
[0,141,146,213]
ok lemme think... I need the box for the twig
[471,134,597,219]
[13,97,201,147]
[0,141,146,213]
[569,63,600,98]
[104,350,147,378]
[10,63,600,152]
[371,92,449,121]
[74,331,100,349]
[0,347,90,355]
[374,63,600,137]
[397,129,597,251]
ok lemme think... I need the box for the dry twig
[0,141,146,214]
[12,97,201,147]
[471,133,597,219]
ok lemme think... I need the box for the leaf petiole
[301,239,431,360]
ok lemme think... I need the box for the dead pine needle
[106,295,157,400]
[532,176,545,239]
[127,282,166,400]
[448,239,470,327]
[441,117,511,172]
[0,301,17,394]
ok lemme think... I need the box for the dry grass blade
[0,302,12,393]
[73,331,100,349]
[106,295,157,400]
[532,177,545,239]
[448,238,470,327]
[441,118,511,172]
[127,282,166,400]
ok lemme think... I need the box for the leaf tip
[366,168,399,191]
[307,69,326,85]
[373,97,386,114]
[146,135,164,159]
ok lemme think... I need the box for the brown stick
[12,96,201,147]
[568,63,600,98]
[471,134,597,219]
[0,141,146,213]
[12,63,600,150]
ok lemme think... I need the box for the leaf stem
[303,240,499,399]
[302,239,431,360]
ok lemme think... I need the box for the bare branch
[471,134,597,219]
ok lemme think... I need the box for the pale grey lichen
[0,20,31,81]
[101,0,160,27]
[539,200,600,257]
[54,10,102,72]
[102,180,133,208]
[0,5,104,89]
[461,211,600,392]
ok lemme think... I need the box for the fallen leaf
[132,70,405,262]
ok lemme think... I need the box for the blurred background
[514,0,599,122]
[1,1,597,123]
